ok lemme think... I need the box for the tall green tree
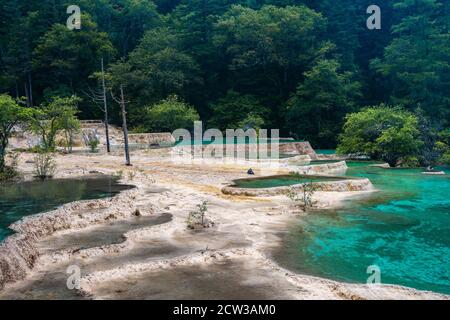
[213,4,333,128]
[286,59,361,147]
[208,90,268,130]
[214,5,331,100]
[109,27,201,124]
[77,0,162,57]
[337,105,423,167]
[30,96,81,152]
[140,95,200,132]
[33,14,116,100]
[0,94,32,171]
[371,0,450,124]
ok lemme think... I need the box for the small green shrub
[187,201,209,229]
[0,153,20,181]
[286,181,317,211]
[34,152,56,180]
[398,156,420,168]
[440,152,450,165]
[83,131,100,153]
[88,139,100,153]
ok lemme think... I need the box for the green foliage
[32,15,116,103]
[0,166,18,181]
[187,201,209,229]
[209,90,268,130]
[285,181,317,211]
[61,109,81,153]
[337,105,423,167]
[440,153,450,166]
[0,94,32,171]
[0,0,448,150]
[0,152,20,181]
[286,59,361,147]
[213,4,332,107]
[436,130,450,165]
[85,132,100,153]
[78,0,162,56]
[142,95,200,132]
[109,27,201,123]
[30,96,80,152]
[237,113,265,131]
[33,152,56,180]
[397,156,421,168]
[371,0,450,125]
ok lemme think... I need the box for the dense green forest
[0,0,448,149]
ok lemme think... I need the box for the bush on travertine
[83,130,100,153]
[34,152,56,180]
[286,181,317,211]
[187,201,211,230]
[0,152,20,181]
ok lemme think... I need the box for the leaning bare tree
[84,58,111,153]
[111,84,131,166]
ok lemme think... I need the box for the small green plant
[0,167,18,181]
[34,152,56,180]
[89,139,100,152]
[441,152,450,165]
[84,131,100,153]
[0,153,19,181]
[30,96,80,152]
[286,181,317,211]
[187,201,209,229]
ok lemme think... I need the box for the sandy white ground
[0,149,447,300]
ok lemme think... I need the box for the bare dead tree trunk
[120,85,131,166]
[24,82,30,108]
[15,81,19,99]
[28,73,33,107]
[101,58,111,153]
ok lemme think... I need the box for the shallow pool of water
[0,176,134,241]
[274,164,450,294]
[315,150,336,155]
[233,174,348,189]
[175,138,301,146]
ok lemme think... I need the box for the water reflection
[0,176,134,241]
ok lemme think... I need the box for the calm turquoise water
[0,177,133,241]
[315,150,336,155]
[234,175,348,189]
[274,163,450,295]
[175,138,300,146]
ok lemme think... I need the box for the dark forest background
[0,0,448,148]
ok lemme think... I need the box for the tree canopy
[337,105,423,167]
[140,95,200,132]
[0,0,448,150]
[0,94,32,170]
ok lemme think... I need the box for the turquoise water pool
[233,175,348,189]
[315,150,336,155]
[274,163,450,295]
[0,177,133,241]
[175,138,301,146]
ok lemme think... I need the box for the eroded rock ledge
[222,177,373,197]
[0,187,155,291]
